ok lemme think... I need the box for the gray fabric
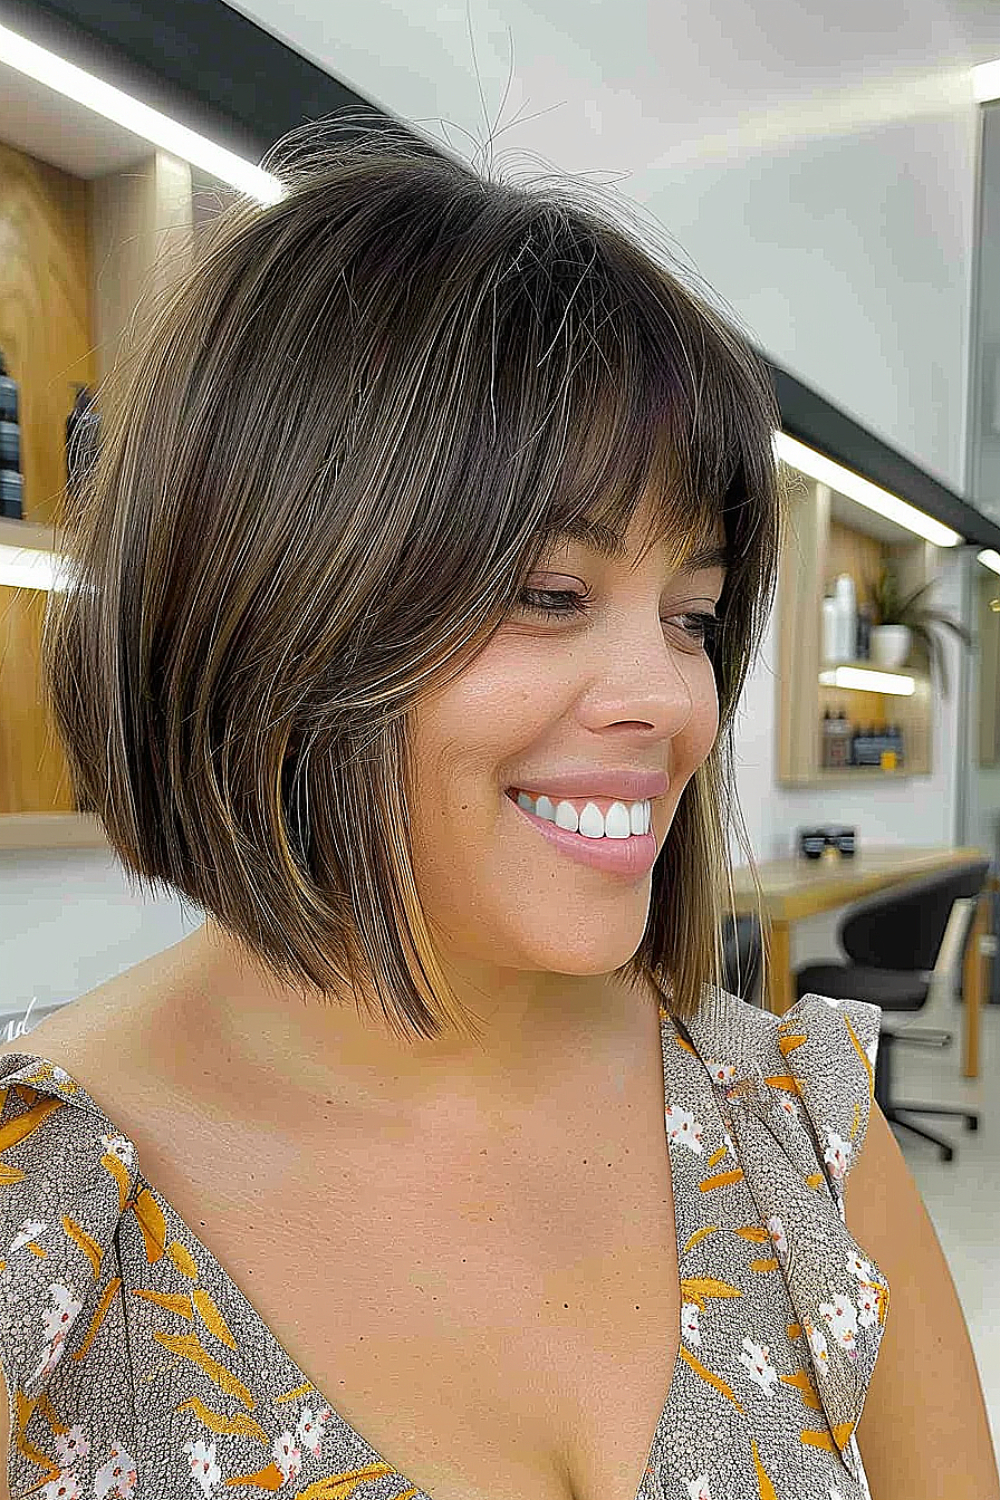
[0,986,886,1499]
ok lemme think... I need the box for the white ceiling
[4,2,998,187]
[224,0,1000,179]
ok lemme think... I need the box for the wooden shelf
[782,766,922,788]
[776,473,937,784]
[0,812,109,851]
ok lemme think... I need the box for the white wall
[1,849,198,1023]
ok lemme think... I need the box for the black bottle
[0,348,22,519]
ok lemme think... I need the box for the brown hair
[42,119,783,1042]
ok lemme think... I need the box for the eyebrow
[548,518,733,572]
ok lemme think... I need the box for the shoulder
[682,984,882,1182]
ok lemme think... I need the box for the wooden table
[730,845,992,1078]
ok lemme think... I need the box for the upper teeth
[514,790,651,839]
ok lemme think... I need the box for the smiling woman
[0,114,994,1500]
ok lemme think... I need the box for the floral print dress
[0,987,888,1500]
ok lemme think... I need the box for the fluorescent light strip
[818,666,915,696]
[973,59,1000,104]
[0,21,284,205]
[977,549,1000,576]
[773,431,962,548]
[0,545,66,592]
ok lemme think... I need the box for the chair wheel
[940,1144,955,1162]
[966,1116,979,1132]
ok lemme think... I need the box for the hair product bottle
[0,348,23,519]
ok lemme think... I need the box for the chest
[136,1086,683,1500]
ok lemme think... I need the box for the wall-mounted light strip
[977,548,1000,576]
[0,544,65,592]
[818,665,915,695]
[0,20,284,205]
[773,430,962,548]
[973,59,1000,103]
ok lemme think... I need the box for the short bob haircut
[42,119,783,1043]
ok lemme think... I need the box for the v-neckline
[9,1023,721,1500]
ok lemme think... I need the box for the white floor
[884,981,1000,1461]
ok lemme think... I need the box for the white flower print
[664,1104,704,1154]
[99,1132,135,1167]
[294,1405,329,1458]
[767,1214,789,1265]
[93,1442,137,1499]
[29,1282,83,1384]
[54,1426,89,1467]
[183,1437,221,1497]
[823,1130,853,1180]
[9,1217,47,1254]
[705,1061,736,1086]
[722,1130,737,1161]
[687,1475,712,1500]
[815,995,842,1008]
[41,1473,80,1500]
[830,1488,844,1500]
[776,1092,800,1120]
[738,1336,779,1398]
[819,1290,859,1358]
[855,1280,881,1329]
[680,1302,702,1347]
[806,1321,829,1369]
[272,1432,302,1483]
[846,1251,872,1281]
[41,1282,83,1343]
[50,1064,74,1085]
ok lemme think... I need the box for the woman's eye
[514,589,720,651]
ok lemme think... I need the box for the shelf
[784,767,919,787]
[776,473,935,783]
[0,812,110,851]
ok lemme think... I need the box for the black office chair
[722,912,763,1006]
[794,859,989,1163]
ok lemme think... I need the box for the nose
[578,616,704,737]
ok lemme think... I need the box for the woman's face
[407,498,727,993]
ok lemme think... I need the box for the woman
[0,122,995,1500]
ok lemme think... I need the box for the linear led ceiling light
[977,549,1000,576]
[972,60,1000,103]
[773,431,962,548]
[0,21,284,205]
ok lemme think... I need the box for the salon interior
[2,0,1000,1460]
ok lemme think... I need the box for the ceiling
[223,0,1000,179]
[4,1,998,189]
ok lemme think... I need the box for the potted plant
[863,562,972,696]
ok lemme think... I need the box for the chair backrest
[838,858,991,971]
[721,912,763,1003]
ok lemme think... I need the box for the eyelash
[516,588,721,651]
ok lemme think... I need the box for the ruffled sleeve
[681,987,889,1493]
[0,1052,140,1497]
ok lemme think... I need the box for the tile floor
[883,984,1000,1461]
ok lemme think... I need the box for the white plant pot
[870,624,912,669]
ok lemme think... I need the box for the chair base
[885,1103,979,1163]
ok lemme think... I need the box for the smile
[503,789,659,878]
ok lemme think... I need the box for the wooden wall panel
[0,141,96,816]
[0,140,95,526]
